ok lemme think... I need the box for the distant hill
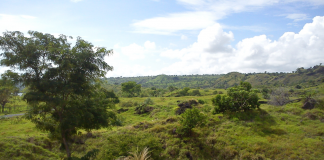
[104,74,224,89]
[105,65,324,89]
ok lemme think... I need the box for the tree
[268,87,290,106]
[0,70,19,113]
[0,31,115,158]
[212,82,260,114]
[121,81,141,97]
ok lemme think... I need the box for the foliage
[179,87,190,96]
[101,132,163,160]
[0,70,19,113]
[198,99,205,104]
[190,89,201,96]
[268,87,290,106]
[120,100,136,107]
[296,84,302,89]
[143,97,154,105]
[125,147,151,160]
[0,31,115,158]
[261,88,270,99]
[212,82,260,114]
[177,107,206,136]
[121,81,141,97]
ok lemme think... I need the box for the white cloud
[70,0,83,2]
[119,41,157,60]
[144,41,156,50]
[132,11,218,34]
[181,35,188,40]
[133,0,324,35]
[121,43,145,60]
[285,13,308,21]
[0,14,41,32]
[159,16,324,74]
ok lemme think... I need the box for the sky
[0,0,324,77]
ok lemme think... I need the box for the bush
[212,91,218,95]
[268,87,290,106]
[296,85,302,89]
[143,97,154,105]
[120,100,134,107]
[177,107,206,136]
[198,99,205,104]
[212,82,260,114]
[101,133,163,160]
[218,91,223,94]
[190,89,201,96]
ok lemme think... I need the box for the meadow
[1,84,324,160]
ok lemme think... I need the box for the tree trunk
[1,103,4,113]
[62,133,71,158]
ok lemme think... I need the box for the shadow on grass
[225,109,286,136]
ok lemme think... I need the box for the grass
[1,87,324,159]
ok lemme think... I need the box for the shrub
[268,87,290,106]
[212,82,260,114]
[101,133,163,160]
[198,99,205,104]
[218,91,223,94]
[212,91,218,95]
[296,85,302,89]
[143,97,154,105]
[120,100,134,107]
[190,89,201,96]
[177,107,206,136]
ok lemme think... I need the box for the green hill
[105,65,324,89]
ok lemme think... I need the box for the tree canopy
[121,81,141,97]
[0,70,19,113]
[0,31,115,158]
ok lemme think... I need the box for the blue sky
[1,0,324,77]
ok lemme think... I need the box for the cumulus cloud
[119,41,156,60]
[160,16,324,74]
[132,11,217,34]
[0,14,40,32]
[285,13,308,21]
[181,35,188,40]
[132,0,324,35]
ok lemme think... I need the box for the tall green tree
[0,31,115,158]
[0,70,19,113]
[121,81,141,97]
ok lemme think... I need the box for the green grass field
[1,86,324,159]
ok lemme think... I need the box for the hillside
[105,65,324,89]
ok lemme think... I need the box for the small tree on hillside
[212,82,260,114]
[268,87,290,106]
[0,70,19,113]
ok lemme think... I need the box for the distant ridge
[104,65,324,89]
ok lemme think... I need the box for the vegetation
[121,81,142,97]
[0,31,116,159]
[212,82,260,113]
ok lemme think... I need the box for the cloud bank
[158,16,324,75]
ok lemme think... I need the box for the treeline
[104,65,324,90]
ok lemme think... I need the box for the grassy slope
[1,85,324,159]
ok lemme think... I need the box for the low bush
[177,107,206,136]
